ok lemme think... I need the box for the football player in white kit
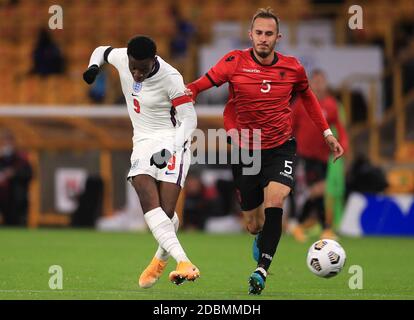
[83,36,200,288]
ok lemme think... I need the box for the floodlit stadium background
[1,0,414,301]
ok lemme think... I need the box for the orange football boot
[138,257,167,289]
[168,261,200,285]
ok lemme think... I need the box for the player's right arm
[186,51,239,102]
[83,46,117,84]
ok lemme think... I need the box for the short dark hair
[250,7,280,33]
[127,35,156,60]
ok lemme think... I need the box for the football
[307,239,346,278]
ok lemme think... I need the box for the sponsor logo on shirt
[242,68,261,73]
[225,55,235,62]
[131,159,139,170]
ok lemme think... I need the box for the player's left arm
[295,65,344,162]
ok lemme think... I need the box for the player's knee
[257,214,265,228]
[246,221,262,235]
[161,205,175,219]
[264,192,288,208]
[140,197,159,214]
[131,177,159,213]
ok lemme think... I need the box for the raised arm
[186,75,214,101]
[186,50,239,102]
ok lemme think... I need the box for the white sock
[144,207,188,263]
[155,212,179,261]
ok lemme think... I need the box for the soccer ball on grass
[306,239,346,278]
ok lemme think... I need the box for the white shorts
[127,138,191,188]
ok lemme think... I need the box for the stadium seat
[0,0,412,108]
[386,169,414,194]
[396,143,414,163]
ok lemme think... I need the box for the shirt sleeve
[88,46,111,68]
[206,51,239,87]
[166,73,193,108]
[299,89,330,133]
[106,48,128,71]
[294,62,310,93]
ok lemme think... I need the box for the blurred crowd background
[0,0,413,237]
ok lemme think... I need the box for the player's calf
[248,207,283,294]
[256,207,283,270]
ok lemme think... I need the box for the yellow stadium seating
[0,0,412,105]
[387,169,414,194]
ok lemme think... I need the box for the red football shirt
[292,95,348,162]
[207,48,310,149]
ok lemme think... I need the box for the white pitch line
[0,289,413,299]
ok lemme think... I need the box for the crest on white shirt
[133,81,142,93]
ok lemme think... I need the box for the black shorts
[231,138,297,211]
[302,157,327,185]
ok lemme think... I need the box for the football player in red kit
[291,69,348,242]
[186,8,344,295]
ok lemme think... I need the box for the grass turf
[0,228,413,300]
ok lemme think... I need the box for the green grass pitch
[0,228,413,300]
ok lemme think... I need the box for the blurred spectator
[350,90,368,123]
[182,173,209,230]
[169,5,195,59]
[31,28,65,76]
[71,175,103,228]
[399,38,414,94]
[291,69,348,242]
[395,20,414,56]
[215,179,238,216]
[0,130,32,226]
[204,178,243,233]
